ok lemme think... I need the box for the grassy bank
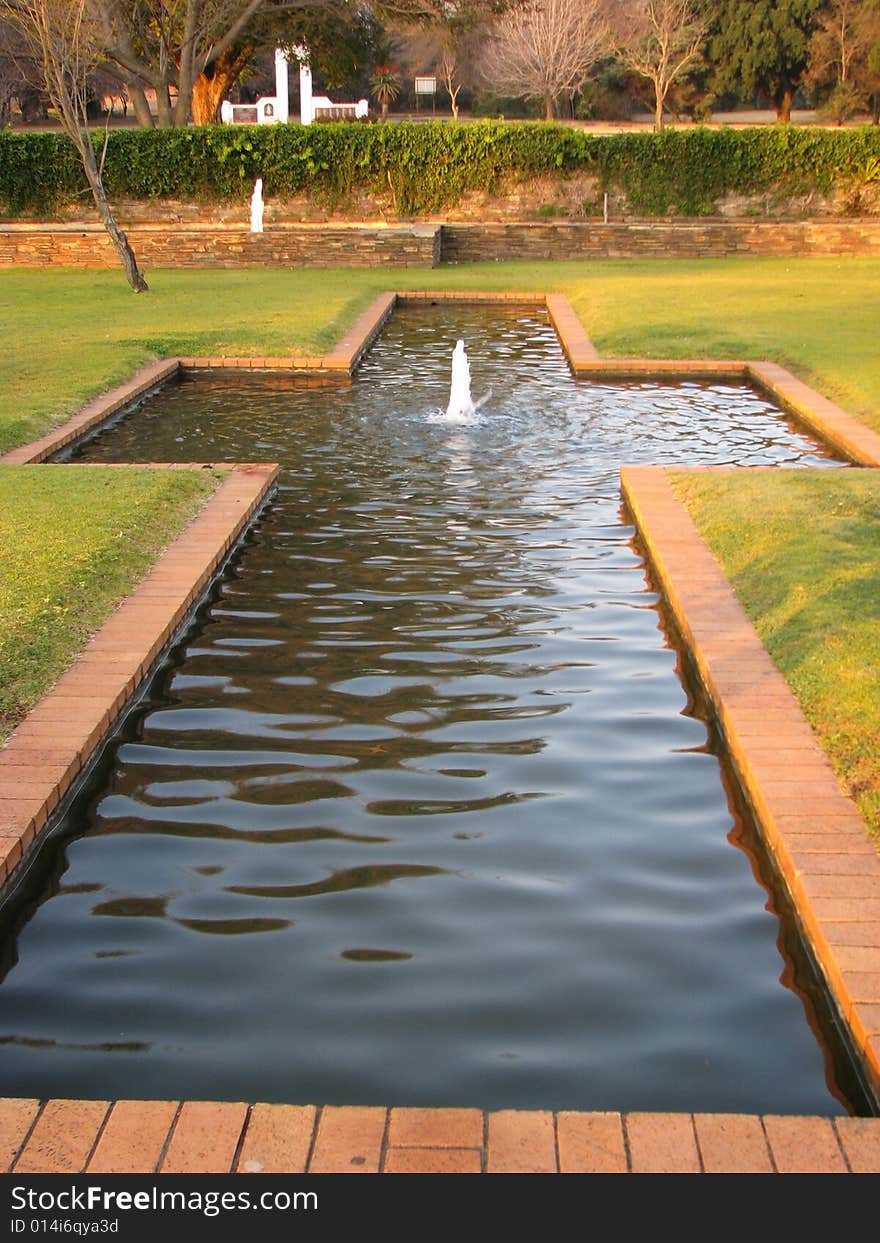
[2,258,879,452]
[1,261,877,836]
[0,465,219,742]
[671,470,880,841]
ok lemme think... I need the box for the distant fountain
[446,340,475,420]
[250,178,264,234]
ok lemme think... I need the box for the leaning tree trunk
[125,80,154,128]
[192,46,253,125]
[77,132,148,292]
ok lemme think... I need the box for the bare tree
[6,0,148,291]
[614,0,707,130]
[482,0,611,120]
[807,0,880,122]
[0,16,43,124]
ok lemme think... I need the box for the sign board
[414,76,437,95]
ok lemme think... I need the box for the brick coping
[621,466,880,1104]
[1,291,879,1171]
[0,462,278,895]
[5,291,878,467]
[2,1099,878,1174]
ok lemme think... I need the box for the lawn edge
[0,462,278,896]
[622,463,880,1107]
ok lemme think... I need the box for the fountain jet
[445,340,475,420]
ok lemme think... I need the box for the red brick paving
[835,1116,880,1173]
[557,1111,627,1173]
[0,1098,40,1172]
[763,1116,848,1174]
[159,1101,249,1174]
[383,1147,482,1173]
[693,1114,773,1174]
[13,1099,109,1174]
[87,1100,179,1174]
[387,1107,483,1149]
[627,1112,701,1174]
[308,1106,387,1174]
[236,1104,316,1174]
[3,1099,880,1172]
[486,1110,556,1174]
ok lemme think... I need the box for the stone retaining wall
[440,219,880,262]
[0,221,441,269]
[2,218,880,269]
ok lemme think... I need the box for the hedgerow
[1,121,879,217]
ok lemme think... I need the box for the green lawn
[1,260,877,842]
[0,465,219,741]
[2,258,879,451]
[671,470,880,842]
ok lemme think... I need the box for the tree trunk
[126,81,154,128]
[655,89,664,130]
[78,136,148,292]
[776,88,793,123]
[192,47,252,125]
[154,83,174,127]
[192,73,227,125]
[544,94,554,120]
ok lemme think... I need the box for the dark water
[0,306,859,1114]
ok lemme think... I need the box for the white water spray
[445,340,474,419]
[442,339,490,422]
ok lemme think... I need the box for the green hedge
[2,121,879,217]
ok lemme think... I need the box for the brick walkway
[3,1100,880,1174]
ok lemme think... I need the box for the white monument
[274,47,289,122]
[295,46,315,126]
[219,47,368,126]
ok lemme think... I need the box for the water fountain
[445,340,475,420]
[444,339,492,421]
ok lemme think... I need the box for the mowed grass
[0,465,219,742]
[2,258,879,451]
[671,470,880,842]
[1,260,877,835]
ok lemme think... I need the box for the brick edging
[0,463,278,895]
[3,1098,879,1173]
[7,293,878,470]
[0,359,179,465]
[621,464,880,1102]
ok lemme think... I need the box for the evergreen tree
[706,0,823,121]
